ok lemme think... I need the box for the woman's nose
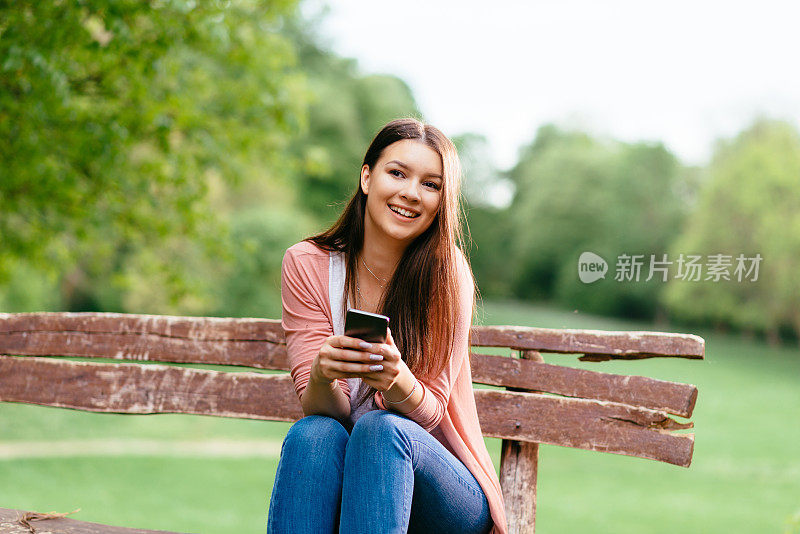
[400,180,421,202]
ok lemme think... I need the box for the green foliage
[454,132,509,208]
[456,133,518,297]
[0,257,61,312]
[281,15,422,222]
[662,119,800,339]
[464,204,517,297]
[0,1,306,305]
[504,125,689,318]
[211,205,317,319]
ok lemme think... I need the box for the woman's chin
[381,226,419,245]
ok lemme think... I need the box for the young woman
[267,118,507,534]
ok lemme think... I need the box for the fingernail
[370,354,383,361]
[369,364,383,371]
[359,341,372,350]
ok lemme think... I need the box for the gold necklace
[361,256,389,287]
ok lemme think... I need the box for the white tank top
[329,250,378,426]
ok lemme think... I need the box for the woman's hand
[357,328,406,392]
[310,334,389,385]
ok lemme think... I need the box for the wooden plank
[476,389,694,467]
[0,313,705,363]
[0,312,284,342]
[0,330,288,370]
[470,325,705,359]
[0,355,303,422]
[0,507,182,533]
[500,349,544,534]
[470,352,698,417]
[0,356,693,466]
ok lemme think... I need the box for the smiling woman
[361,141,443,249]
[268,118,507,533]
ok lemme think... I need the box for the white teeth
[389,205,419,218]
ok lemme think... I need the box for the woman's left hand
[358,328,406,392]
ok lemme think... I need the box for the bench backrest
[0,312,704,533]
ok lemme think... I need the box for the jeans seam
[408,437,483,498]
[404,439,415,528]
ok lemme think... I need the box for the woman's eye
[424,181,441,190]
[389,169,404,178]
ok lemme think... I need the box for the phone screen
[345,309,389,343]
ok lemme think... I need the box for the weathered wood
[0,330,288,369]
[501,440,539,534]
[0,355,303,422]
[0,326,698,415]
[476,389,694,467]
[0,356,693,466]
[471,324,705,358]
[470,352,698,417]
[0,313,705,364]
[0,312,284,342]
[0,507,181,533]
[500,349,544,534]
[0,327,699,417]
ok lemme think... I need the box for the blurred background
[1,1,798,533]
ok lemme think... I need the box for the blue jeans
[266,410,492,534]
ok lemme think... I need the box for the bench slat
[0,355,303,422]
[0,507,181,533]
[0,330,286,369]
[471,325,704,358]
[0,312,282,342]
[471,353,698,417]
[0,356,693,466]
[0,313,705,360]
[476,390,694,467]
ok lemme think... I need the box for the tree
[452,133,517,297]
[661,119,800,344]
[280,12,422,222]
[506,125,689,319]
[0,1,307,308]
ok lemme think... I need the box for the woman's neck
[360,245,402,283]
[360,231,405,282]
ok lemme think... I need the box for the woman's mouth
[388,204,420,219]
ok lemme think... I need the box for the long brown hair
[308,117,474,409]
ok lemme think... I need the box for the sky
[308,0,800,173]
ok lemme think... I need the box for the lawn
[1,300,799,533]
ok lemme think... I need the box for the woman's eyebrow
[385,160,443,179]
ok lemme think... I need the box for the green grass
[2,300,799,533]
[0,456,281,533]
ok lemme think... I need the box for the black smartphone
[344,309,389,343]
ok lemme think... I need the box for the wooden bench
[0,312,704,533]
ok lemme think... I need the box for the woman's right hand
[310,335,384,384]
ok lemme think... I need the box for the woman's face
[360,139,444,248]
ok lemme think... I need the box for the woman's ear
[360,164,370,195]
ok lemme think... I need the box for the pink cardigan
[281,240,508,534]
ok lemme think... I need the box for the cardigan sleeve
[281,244,351,402]
[375,250,474,431]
